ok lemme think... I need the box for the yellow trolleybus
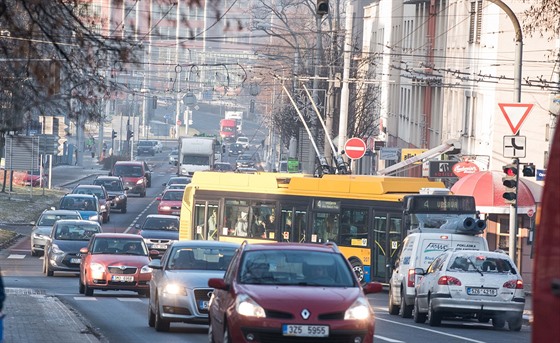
[179,172,478,283]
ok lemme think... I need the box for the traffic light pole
[509,158,520,262]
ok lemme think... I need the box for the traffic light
[522,163,535,177]
[112,130,117,139]
[317,0,328,15]
[502,162,518,205]
[127,129,134,141]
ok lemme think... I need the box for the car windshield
[141,218,179,231]
[238,250,356,287]
[162,191,183,201]
[113,165,143,177]
[94,180,123,191]
[448,254,517,274]
[38,214,80,226]
[91,238,147,255]
[61,197,97,211]
[54,223,101,240]
[138,141,152,146]
[167,247,236,271]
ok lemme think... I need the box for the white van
[388,229,489,318]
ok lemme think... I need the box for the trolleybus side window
[193,203,218,240]
[224,200,250,237]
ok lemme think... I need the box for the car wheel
[84,281,94,296]
[138,290,149,298]
[400,291,413,318]
[121,206,127,214]
[413,296,427,323]
[148,303,155,327]
[45,258,54,277]
[208,318,216,343]
[349,259,365,285]
[31,249,38,257]
[140,191,146,198]
[508,315,523,331]
[492,316,506,329]
[427,297,442,326]
[478,316,490,323]
[79,277,85,294]
[42,257,47,274]
[102,213,108,224]
[154,299,170,332]
[107,212,110,223]
[388,287,400,315]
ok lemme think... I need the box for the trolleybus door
[372,213,402,282]
[279,206,307,243]
[193,201,219,240]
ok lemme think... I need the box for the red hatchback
[207,242,383,343]
[78,233,158,297]
[157,189,183,216]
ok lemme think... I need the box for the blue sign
[536,169,546,181]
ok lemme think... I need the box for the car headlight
[344,297,372,320]
[140,265,152,274]
[235,294,266,318]
[51,243,64,255]
[163,284,187,296]
[32,232,47,239]
[89,215,99,221]
[90,262,106,279]
[100,205,106,211]
[136,179,144,185]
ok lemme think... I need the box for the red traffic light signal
[502,163,518,205]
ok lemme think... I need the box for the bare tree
[523,0,560,39]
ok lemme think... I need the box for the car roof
[41,209,81,215]
[54,219,101,226]
[114,161,143,166]
[94,176,122,181]
[145,214,180,220]
[92,233,143,239]
[241,241,340,253]
[63,194,97,199]
[74,184,105,189]
[162,189,184,194]
[169,240,240,249]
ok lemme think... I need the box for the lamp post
[487,0,523,263]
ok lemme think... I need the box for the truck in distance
[177,136,220,177]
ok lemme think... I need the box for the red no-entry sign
[344,137,367,159]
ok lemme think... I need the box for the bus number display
[409,196,475,212]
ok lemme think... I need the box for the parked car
[213,162,233,172]
[235,153,255,169]
[413,249,525,331]
[133,214,179,253]
[207,242,383,343]
[137,140,156,156]
[70,184,112,223]
[30,209,82,256]
[43,220,102,276]
[18,170,48,187]
[92,175,128,213]
[236,136,250,149]
[228,143,244,155]
[109,161,151,197]
[78,233,159,297]
[58,194,102,225]
[148,240,239,331]
[157,189,183,216]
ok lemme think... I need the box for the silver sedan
[147,240,239,332]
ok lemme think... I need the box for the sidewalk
[50,153,107,188]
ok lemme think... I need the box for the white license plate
[467,287,497,296]
[282,324,329,337]
[151,244,167,250]
[70,258,81,264]
[172,211,180,215]
[111,275,134,282]
[198,300,209,310]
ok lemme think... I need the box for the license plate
[111,275,134,282]
[172,211,180,215]
[198,300,209,310]
[70,258,81,264]
[467,287,497,296]
[151,244,167,250]
[282,324,329,337]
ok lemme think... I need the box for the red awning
[450,171,536,214]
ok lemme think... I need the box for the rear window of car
[448,254,516,274]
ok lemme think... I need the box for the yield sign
[344,137,367,159]
[498,103,534,134]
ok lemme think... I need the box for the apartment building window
[468,1,483,44]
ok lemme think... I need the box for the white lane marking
[124,197,158,233]
[74,297,97,301]
[7,254,26,259]
[375,317,487,343]
[117,298,143,302]
[374,335,405,342]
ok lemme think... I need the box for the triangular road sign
[498,103,534,135]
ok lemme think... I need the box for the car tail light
[407,269,415,287]
[437,275,462,286]
[503,279,524,289]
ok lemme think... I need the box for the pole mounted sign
[344,137,367,159]
[498,103,533,135]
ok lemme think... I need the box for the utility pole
[338,3,353,170]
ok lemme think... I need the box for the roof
[241,241,340,253]
[54,219,101,226]
[145,214,180,220]
[114,161,144,166]
[41,209,81,215]
[170,240,240,249]
[92,233,142,239]
[63,194,98,199]
[94,176,122,181]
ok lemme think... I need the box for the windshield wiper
[466,257,484,276]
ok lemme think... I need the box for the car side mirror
[134,224,141,229]
[415,268,426,276]
[79,247,89,254]
[156,196,162,201]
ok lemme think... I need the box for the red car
[78,233,158,297]
[207,242,383,343]
[157,189,183,216]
